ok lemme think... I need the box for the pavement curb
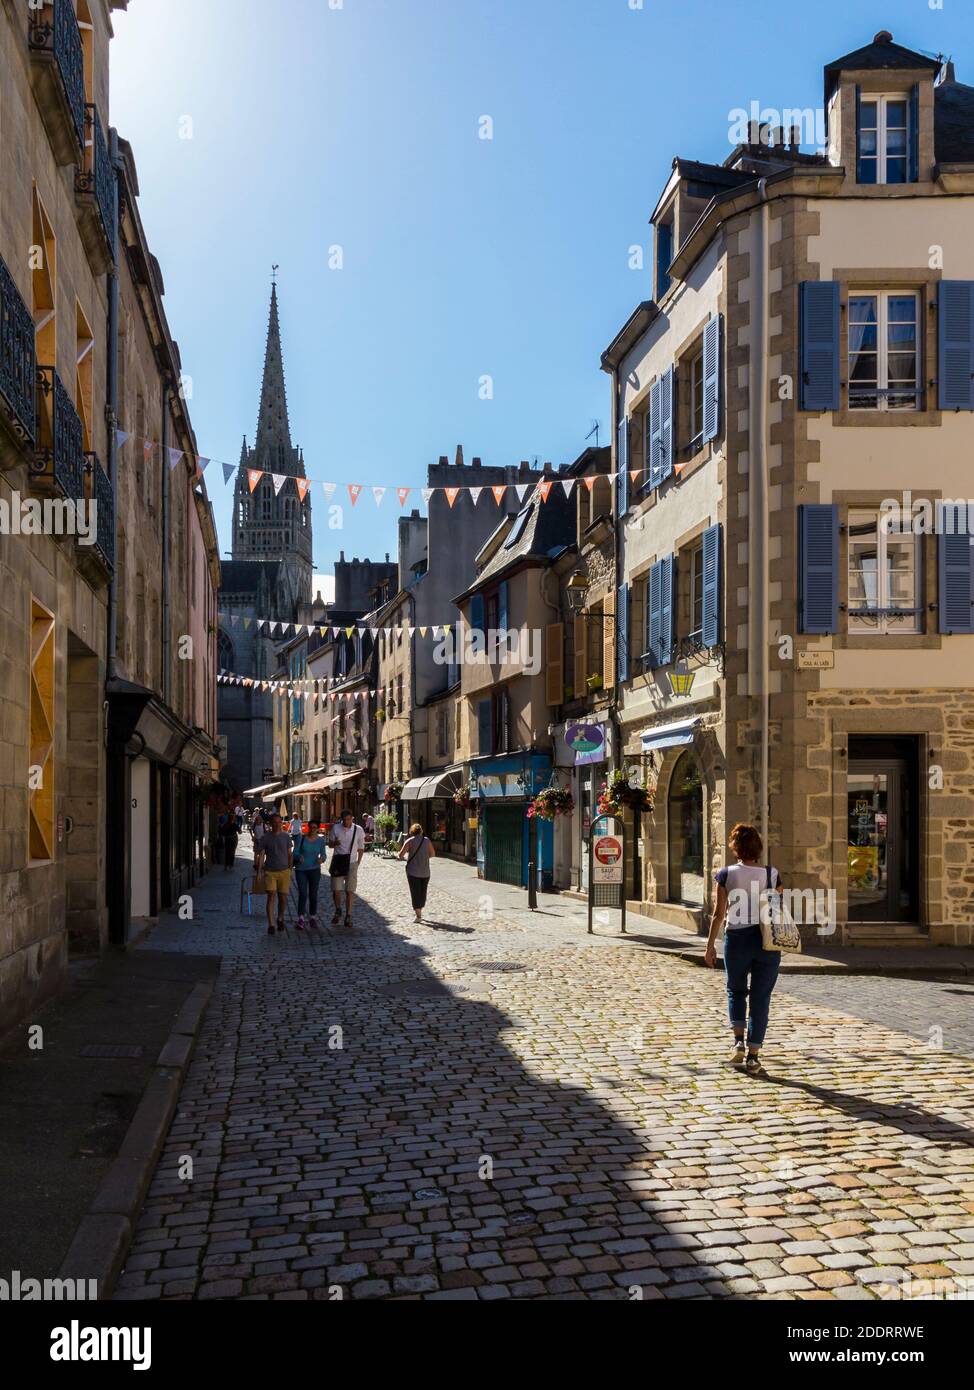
[57,974,215,1301]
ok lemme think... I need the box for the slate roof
[219,560,282,594]
[936,76,974,164]
[458,485,576,598]
[824,34,942,103]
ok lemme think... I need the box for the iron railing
[0,255,36,447]
[76,104,115,256]
[33,366,84,503]
[86,452,115,571]
[28,0,86,153]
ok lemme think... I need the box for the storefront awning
[640,717,702,752]
[418,767,462,800]
[243,780,283,796]
[401,776,430,801]
[283,777,332,796]
[329,768,365,789]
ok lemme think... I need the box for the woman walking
[293,821,328,930]
[704,822,784,1076]
[398,822,434,922]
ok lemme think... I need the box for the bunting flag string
[114,427,617,508]
[219,611,461,641]
[216,670,377,699]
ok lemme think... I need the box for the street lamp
[566,570,590,614]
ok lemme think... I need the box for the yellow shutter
[545,622,564,705]
[603,591,616,691]
[574,616,587,697]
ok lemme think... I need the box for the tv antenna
[586,420,601,448]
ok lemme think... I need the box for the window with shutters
[848,509,922,634]
[858,95,911,185]
[848,292,919,411]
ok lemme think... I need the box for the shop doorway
[667,750,704,905]
[485,805,523,886]
[847,736,919,924]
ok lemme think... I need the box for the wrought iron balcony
[32,366,85,503]
[75,104,116,269]
[28,0,86,165]
[0,255,37,449]
[86,452,115,574]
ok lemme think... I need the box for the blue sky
[109,0,969,575]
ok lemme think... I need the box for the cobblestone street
[113,847,974,1301]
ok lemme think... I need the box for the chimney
[748,118,761,146]
[472,456,482,467]
[455,444,464,466]
[941,59,956,84]
[438,454,448,466]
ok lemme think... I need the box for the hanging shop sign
[566,721,607,766]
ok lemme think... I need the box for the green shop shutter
[938,505,974,633]
[702,315,720,442]
[798,504,839,634]
[938,281,974,410]
[701,522,721,647]
[800,282,840,411]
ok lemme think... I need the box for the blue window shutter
[798,504,839,634]
[660,554,675,666]
[799,282,841,411]
[938,281,974,410]
[617,415,629,515]
[702,315,720,442]
[908,83,920,183]
[701,523,721,647]
[660,366,675,481]
[855,84,863,182]
[647,561,662,667]
[469,592,485,635]
[617,582,629,685]
[938,505,974,633]
[477,698,492,754]
[649,377,662,489]
[498,580,509,632]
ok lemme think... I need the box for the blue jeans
[723,926,781,1047]
[295,867,321,917]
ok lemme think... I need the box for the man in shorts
[328,808,365,928]
[256,813,293,934]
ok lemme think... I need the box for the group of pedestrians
[254,809,366,935]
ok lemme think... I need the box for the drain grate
[80,1044,144,1059]
[462,961,528,974]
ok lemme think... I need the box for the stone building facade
[0,0,220,1037]
[606,31,974,945]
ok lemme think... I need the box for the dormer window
[656,217,674,300]
[857,90,917,184]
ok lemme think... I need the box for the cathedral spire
[255,281,292,461]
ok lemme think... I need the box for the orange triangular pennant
[347,484,362,505]
[396,487,411,506]
[491,485,507,505]
[537,480,552,502]
[296,478,310,502]
[444,487,461,508]
[247,469,262,493]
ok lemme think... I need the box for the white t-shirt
[715,862,780,929]
[288,817,302,835]
[331,822,365,864]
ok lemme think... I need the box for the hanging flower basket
[384,782,403,802]
[528,786,575,821]
[585,673,604,692]
[453,784,473,809]
[597,770,654,818]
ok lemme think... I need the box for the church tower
[231,282,313,605]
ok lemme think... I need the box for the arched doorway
[667,749,704,904]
